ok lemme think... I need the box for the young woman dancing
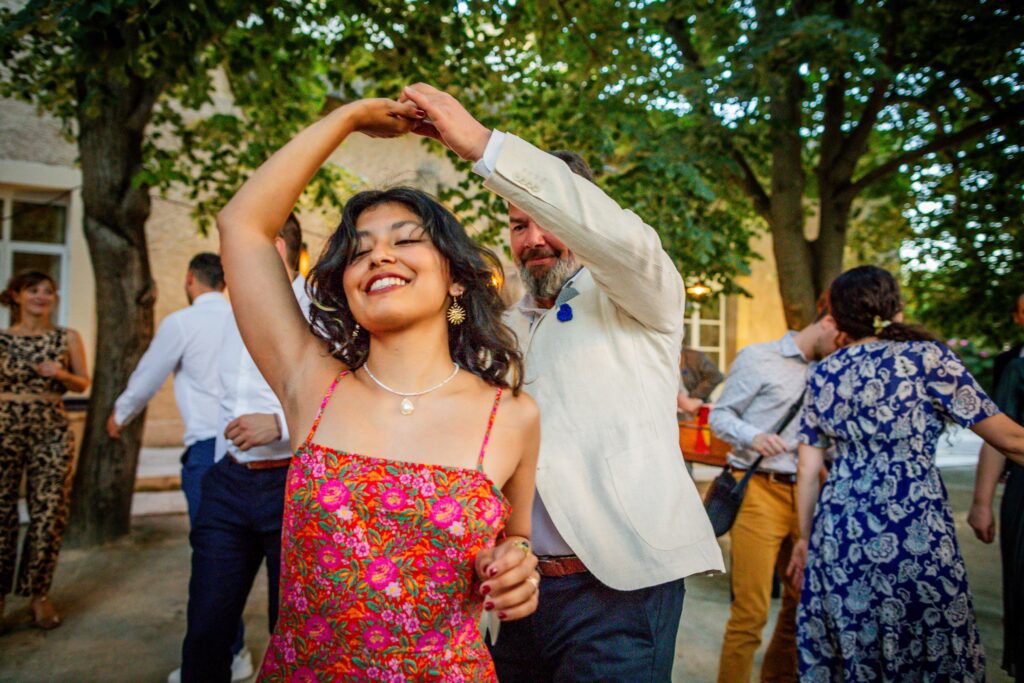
[217,98,540,681]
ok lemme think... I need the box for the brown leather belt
[734,468,797,485]
[536,555,588,578]
[227,454,291,470]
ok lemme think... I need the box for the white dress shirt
[113,292,232,446]
[215,275,312,463]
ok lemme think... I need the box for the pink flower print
[479,496,502,525]
[367,667,382,679]
[420,481,437,497]
[416,630,447,653]
[384,581,401,598]
[381,487,408,511]
[387,673,405,683]
[284,646,298,664]
[363,624,392,650]
[303,615,333,644]
[430,561,457,584]
[293,595,309,613]
[455,617,479,647]
[429,497,463,528]
[449,521,466,537]
[381,610,396,623]
[316,480,350,512]
[445,547,459,560]
[317,545,344,571]
[403,617,419,634]
[399,473,413,485]
[355,541,371,557]
[365,557,399,590]
[312,462,326,478]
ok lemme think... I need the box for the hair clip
[872,316,891,335]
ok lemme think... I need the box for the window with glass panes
[0,189,71,327]
[684,293,726,371]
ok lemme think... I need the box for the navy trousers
[180,439,245,657]
[180,457,287,683]
[489,572,685,682]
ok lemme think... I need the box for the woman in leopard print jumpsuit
[1,271,89,629]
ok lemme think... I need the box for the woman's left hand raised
[474,537,540,621]
[341,98,423,139]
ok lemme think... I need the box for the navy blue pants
[180,457,287,683]
[489,572,685,682]
[180,439,245,657]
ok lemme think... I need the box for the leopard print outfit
[0,328,75,597]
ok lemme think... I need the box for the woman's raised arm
[217,99,421,400]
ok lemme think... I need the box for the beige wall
[732,231,790,354]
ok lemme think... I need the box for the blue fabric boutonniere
[556,303,573,322]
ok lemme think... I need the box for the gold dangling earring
[447,296,466,325]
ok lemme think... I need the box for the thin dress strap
[305,369,350,446]
[476,387,504,471]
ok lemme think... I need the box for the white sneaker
[165,649,254,683]
[231,648,255,681]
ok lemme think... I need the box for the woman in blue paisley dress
[786,266,1024,682]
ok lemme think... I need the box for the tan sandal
[30,595,61,630]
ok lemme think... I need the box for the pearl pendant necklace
[362,362,460,415]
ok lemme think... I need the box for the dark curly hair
[828,265,936,343]
[306,187,523,393]
[1,270,57,324]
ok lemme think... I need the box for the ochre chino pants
[718,472,800,683]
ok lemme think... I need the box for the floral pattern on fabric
[797,341,999,681]
[259,375,509,683]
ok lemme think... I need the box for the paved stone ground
[0,433,1013,682]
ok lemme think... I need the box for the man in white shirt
[180,215,311,683]
[402,84,723,681]
[107,252,230,520]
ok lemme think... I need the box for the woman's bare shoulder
[498,388,540,429]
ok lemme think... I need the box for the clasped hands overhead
[342,83,492,162]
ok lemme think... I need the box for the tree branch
[831,78,890,182]
[728,149,772,221]
[841,100,1024,200]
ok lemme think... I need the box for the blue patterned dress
[797,340,1000,681]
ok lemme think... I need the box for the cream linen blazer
[487,135,724,590]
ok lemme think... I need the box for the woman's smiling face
[342,201,455,334]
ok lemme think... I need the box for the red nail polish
[489,567,498,577]
[480,584,491,595]
[485,601,494,610]
[498,612,507,620]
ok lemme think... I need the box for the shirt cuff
[471,130,507,178]
[113,397,133,427]
[737,423,762,449]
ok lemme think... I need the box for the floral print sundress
[797,341,1000,681]
[259,371,509,682]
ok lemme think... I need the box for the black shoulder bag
[703,393,806,537]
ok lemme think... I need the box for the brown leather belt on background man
[734,467,797,485]
[227,454,291,470]
[536,555,588,578]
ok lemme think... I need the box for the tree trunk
[66,74,163,547]
[768,71,817,330]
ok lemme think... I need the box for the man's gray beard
[518,255,580,302]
